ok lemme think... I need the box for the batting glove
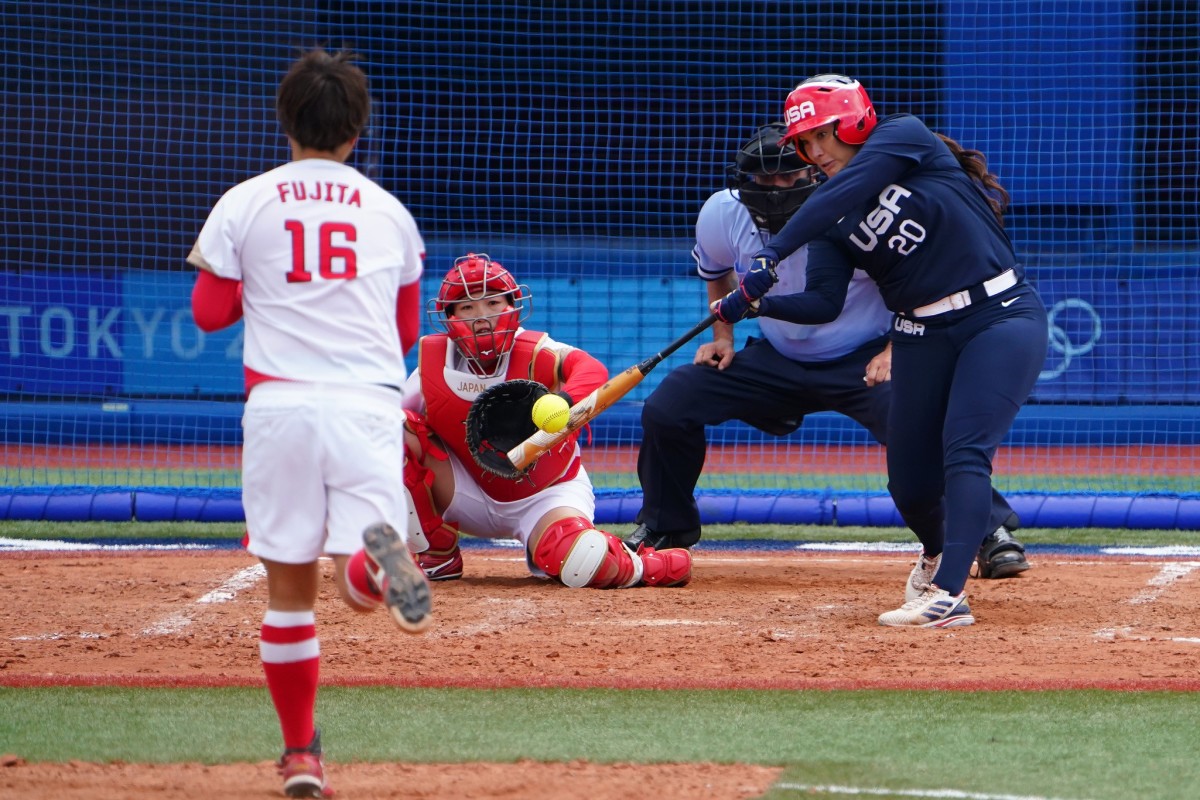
[740,254,779,300]
[712,290,760,324]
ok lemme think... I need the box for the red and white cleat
[363,522,433,634]
[277,730,333,799]
[417,546,464,581]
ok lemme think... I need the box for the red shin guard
[402,411,463,580]
[637,546,693,587]
[532,517,641,589]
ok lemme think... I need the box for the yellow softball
[531,393,571,433]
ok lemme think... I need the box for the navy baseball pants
[886,282,1048,595]
[636,334,1018,539]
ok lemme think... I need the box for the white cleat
[905,553,942,602]
[879,587,975,628]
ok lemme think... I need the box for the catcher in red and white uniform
[398,252,692,589]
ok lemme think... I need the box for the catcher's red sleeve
[558,348,608,405]
[191,271,243,332]
[396,280,421,355]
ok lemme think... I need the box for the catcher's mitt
[465,379,549,479]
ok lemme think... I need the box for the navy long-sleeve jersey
[757,114,1020,324]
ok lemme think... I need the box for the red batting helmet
[782,74,877,163]
[429,253,531,376]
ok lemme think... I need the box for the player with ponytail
[715,76,1047,628]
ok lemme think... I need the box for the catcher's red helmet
[782,74,877,163]
[429,253,531,376]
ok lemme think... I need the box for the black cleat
[622,522,702,551]
[976,526,1031,579]
[623,522,670,551]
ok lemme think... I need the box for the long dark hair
[936,133,1009,226]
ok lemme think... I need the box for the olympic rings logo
[1039,298,1102,380]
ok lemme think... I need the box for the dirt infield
[0,759,781,800]
[2,544,1198,798]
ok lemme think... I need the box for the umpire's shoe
[623,522,702,552]
[976,526,1031,579]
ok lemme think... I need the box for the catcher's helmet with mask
[428,253,532,377]
[726,122,821,234]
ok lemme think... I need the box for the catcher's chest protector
[419,333,579,501]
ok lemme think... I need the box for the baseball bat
[506,312,718,472]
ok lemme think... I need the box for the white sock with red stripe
[260,609,320,751]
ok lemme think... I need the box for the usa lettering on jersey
[849,184,927,256]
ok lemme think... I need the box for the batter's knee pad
[533,517,643,589]
[401,412,462,581]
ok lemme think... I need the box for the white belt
[910,269,1018,318]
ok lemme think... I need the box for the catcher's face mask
[727,121,820,234]
[427,253,532,376]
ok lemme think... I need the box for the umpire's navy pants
[636,334,1016,537]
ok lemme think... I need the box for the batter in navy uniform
[629,122,1030,585]
[715,77,1048,628]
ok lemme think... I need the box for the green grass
[3,521,1196,798]
[1,687,1196,799]
[0,520,248,540]
[588,470,1198,495]
[2,519,1198,547]
[7,467,1194,496]
[1,469,241,487]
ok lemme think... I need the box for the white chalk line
[140,564,265,636]
[9,561,266,641]
[121,553,1193,643]
[603,618,738,627]
[1092,561,1199,644]
[1101,545,1200,557]
[793,542,921,553]
[431,597,539,637]
[0,536,219,552]
[1094,626,1200,645]
[8,539,1196,645]
[776,784,1090,800]
[1127,561,1199,604]
[11,631,106,641]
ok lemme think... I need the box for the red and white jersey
[188,158,424,386]
[401,329,607,502]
